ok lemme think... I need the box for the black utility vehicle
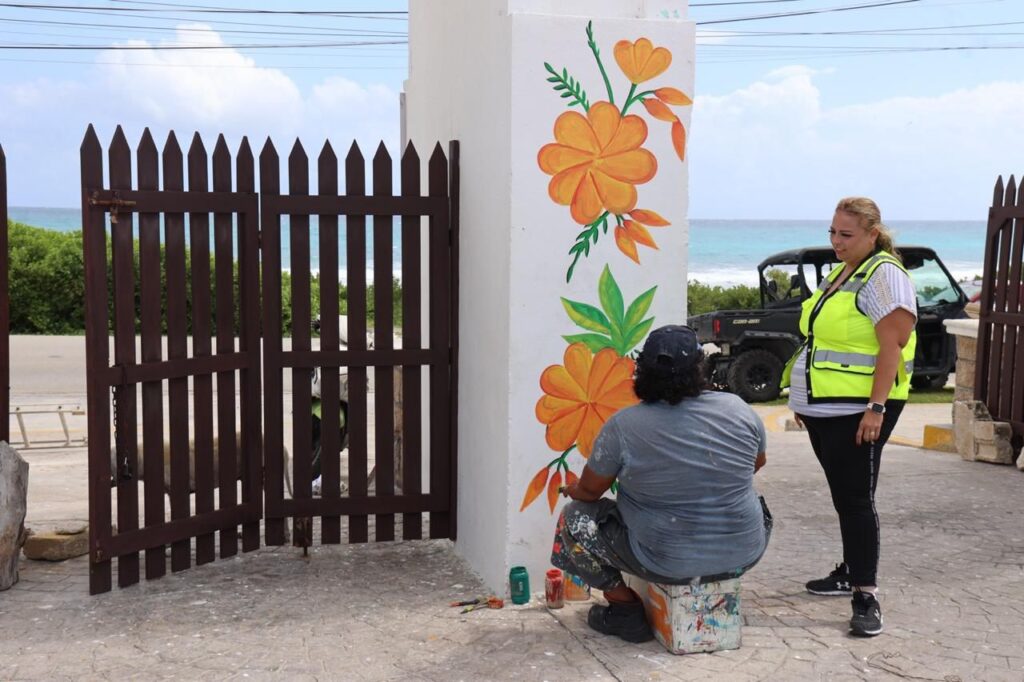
[687,246,967,403]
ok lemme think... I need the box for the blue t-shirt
[588,390,768,579]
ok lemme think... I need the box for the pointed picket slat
[107,124,142,585]
[345,141,369,544]
[260,138,286,546]
[372,142,396,542]
[187,132,216,566]
[400,142,423,540]
[82,125,113,595]
[132,127,167,581]
[427,143,452,540]
[236,137,262,553]
[161,131,191,573]
[212,135,239,558]
[288,140,315,548]
[318,140,342,544]
[446,140,460,542]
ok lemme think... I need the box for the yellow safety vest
[781,251,916,403]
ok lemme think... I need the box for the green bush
[6,221,403,334]
[687,280,760,316]
[8,222,86,333]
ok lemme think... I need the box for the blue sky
[0,0,1021,219]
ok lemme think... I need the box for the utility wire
[0,39,407,49]
[0,15,408,38]
[0,2,407,15]
[696,0,921,26]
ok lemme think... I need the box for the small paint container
[545,568,564,609]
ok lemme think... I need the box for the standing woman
[782,197,917,637]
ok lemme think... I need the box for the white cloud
[0,25,400,205]
[689,68,1024,219]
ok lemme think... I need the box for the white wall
[406,0,694,594]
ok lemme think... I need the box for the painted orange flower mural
[539,21,692,282]
[537,102,657,225]
[536,342,638,458]
[522,21,690,515]
[519,267,654,515]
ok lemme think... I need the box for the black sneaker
[850,591,883,636]
[805,562,853,596]
[587,601,655,643]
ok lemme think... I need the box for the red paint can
[545,568,565,609]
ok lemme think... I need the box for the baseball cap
[637,325,704,371]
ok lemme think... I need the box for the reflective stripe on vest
[812,349,914,374]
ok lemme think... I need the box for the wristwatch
[866,401,886,414]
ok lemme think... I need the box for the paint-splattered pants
[550,498,772,592]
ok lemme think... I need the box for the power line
[0,54,405,69]
[698,19,1024,36]
[696,0,921,26]
[0,15,408,39]
[0,2,407,15]
[0,39,407,50]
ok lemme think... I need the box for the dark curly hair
[633,357,708,405]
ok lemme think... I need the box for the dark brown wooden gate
[82,125,263,594]
[83,125,460,593]
[975,175,1024,450]
[0,143,8,445]
[259,139,459,547]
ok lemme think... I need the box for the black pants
[798,401,904,587]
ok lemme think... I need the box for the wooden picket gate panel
[0,143,8,444]
[82,125,263,595]
[259,138,459,547]
[975,175,1024,447]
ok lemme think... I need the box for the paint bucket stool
[624,575,742,655]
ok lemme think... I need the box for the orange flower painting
[539,21,691,281]
[614,38,672,84]
[537,102,657,225]
[535,342,638,458]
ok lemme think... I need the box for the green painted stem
[621,89,655,115]
[587,25,615,105]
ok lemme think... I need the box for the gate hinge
[89,192,137,225]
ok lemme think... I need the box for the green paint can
[509,566,530,605]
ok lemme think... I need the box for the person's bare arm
[561,465,616,502]
[754,451,767,473]
[857,308,915,445]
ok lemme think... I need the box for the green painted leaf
[561,298,612,334]
[624,317,656,353]
[562,333,614,354]
[598,265,625,330]
[623,286,657,330]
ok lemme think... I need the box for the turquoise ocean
[8,207,987,287]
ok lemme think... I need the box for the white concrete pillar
[405,0,695,593]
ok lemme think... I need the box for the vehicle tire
[727,349,784,403]
[911,373,949,390]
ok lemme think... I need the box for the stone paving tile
[3,428,1024,680]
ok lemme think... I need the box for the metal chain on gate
[111,371,132,481]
